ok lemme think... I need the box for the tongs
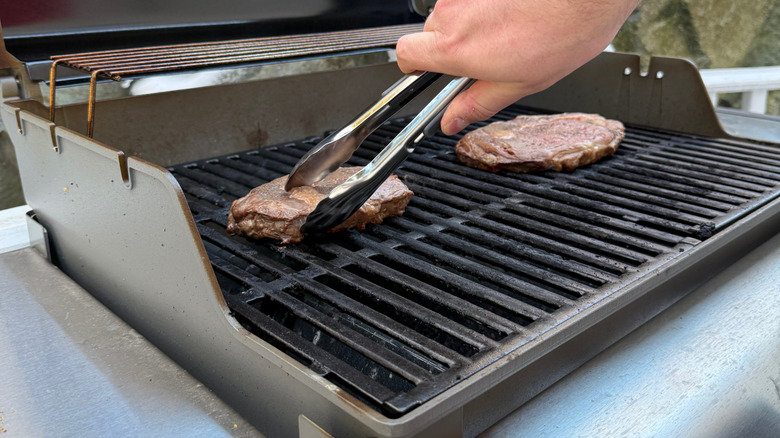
[285,71,474,234]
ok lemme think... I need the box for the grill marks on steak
[455,113,625,173]
[226,166,413,243]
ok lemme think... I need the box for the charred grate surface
[168,105,780,417]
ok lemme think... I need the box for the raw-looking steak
[227,166,413,243]
[455,112,625,173]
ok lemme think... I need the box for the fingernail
[446,118,468,135]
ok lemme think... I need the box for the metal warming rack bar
[168,105,780,418]
[47,23,423,136]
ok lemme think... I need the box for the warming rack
[46,23,423,136]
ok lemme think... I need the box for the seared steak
[455,113,625,173]
[227,166,413,243]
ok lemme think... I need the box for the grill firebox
[169,106,780,417]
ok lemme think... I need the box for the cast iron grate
[168,105,780,417]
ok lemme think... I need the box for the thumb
[440,81,530,135]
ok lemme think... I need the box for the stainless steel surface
[0,247,263,438]
[518,51,730,138]
[301,76,472,232]
[285,70,440,190]
[5,62,428,168]
[482,231,780,438]
[716,107,780,143]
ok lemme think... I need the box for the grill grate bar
[672,139,780,168]
[390,160,671,259]
[366,224,572,311]
[388,214,598,297]
[572,171,734,215]
[401,198,628,280]
[320,242,532,332]
[282,248,502,352]
[359,130,699,242]
[208,254,406,404]
[623,154,774,194]
[372,145,693,244]
[610,161,755,203]
[221,289,407,410]
[353,141,698,244]
[174,165,253,200]
[202,228,478,384]
[344,231,552,323]
[199,220,509,360]
[399,177,648,267]
[687,136,780,158]
[542,181,715,227]
[595,165,749,206]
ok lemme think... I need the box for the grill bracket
[520,52,729,138]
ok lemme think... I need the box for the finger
[395,32,445,74]
[440,81,529,135]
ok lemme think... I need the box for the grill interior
[168,105,780,417]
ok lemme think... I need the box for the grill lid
[168,105,780,417]
[0,1,423,61]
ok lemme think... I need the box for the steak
[226,166,413,243]
[455,113,625,173]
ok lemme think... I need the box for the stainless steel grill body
[2,50,779,437]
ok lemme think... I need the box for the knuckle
[464,94,500,121]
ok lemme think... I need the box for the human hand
[396,0,640,135]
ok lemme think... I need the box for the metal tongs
[285,71,474,234]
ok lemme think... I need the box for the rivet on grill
[656,71,665,79]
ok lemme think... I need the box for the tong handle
[302,77,474,233]
[285,71,441,190]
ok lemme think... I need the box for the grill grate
[168,106,780,417]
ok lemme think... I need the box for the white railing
[699,66,780,114]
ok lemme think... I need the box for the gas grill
[2,3,780,437]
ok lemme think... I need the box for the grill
[168,105,780,417]
[4,10,780,435]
